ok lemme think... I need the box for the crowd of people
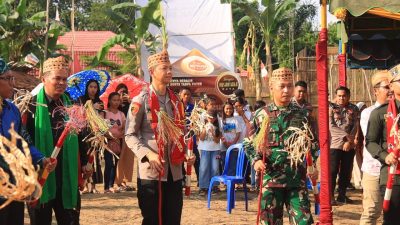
[1,49,400,225]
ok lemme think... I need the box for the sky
[301,0,338,27]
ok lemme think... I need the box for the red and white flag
[261,62,268,80]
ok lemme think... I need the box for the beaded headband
[147,50,170,70]
[269,67,293,85]
[42,56,69,74]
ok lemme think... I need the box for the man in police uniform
[125,50,195,225]
[244,68,319,225]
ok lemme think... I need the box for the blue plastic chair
[207,143,248,214]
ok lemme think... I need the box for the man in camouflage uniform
[244,68,319,225]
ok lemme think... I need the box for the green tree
[232,0,296,76]
[271,3,318,68]
[0,0,66,68]
[88,0,163,77]
[27,0,93,30]
[224,0,297,100]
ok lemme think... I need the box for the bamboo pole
[321,0,327,29]
[71,0,75,74]
[44,0,51,60]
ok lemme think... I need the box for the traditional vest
[386,99,400,174]
[148,88,185,165]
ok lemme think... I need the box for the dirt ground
[24,158,382,224]
[23,181,381,225]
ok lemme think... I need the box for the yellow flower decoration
[334,7,347,21]
[68,77,81,87]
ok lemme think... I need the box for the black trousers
[137,170,183,225]
[381,185,400,225]
[0,201,24,225]
[330,148,355,198]
[193,145,200,182]
[27,190,81,225]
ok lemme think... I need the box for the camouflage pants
[260,187,313,225]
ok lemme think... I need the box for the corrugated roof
[57,31,130,52]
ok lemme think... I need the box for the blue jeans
[104,151,119,190]
[199,150,220,189]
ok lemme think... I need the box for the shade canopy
[329,1,400,17]
[329,1,400,69]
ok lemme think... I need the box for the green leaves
[0,0,66,64]
[111,2,140,11]
[92,34,132,67]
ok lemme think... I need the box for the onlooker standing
[198,99,221,196]
[116,83,130,115]
[104,92,126,193]
[360,71,392,225]
[329,86,359,204]
[179,88,200,182]
[232,89,250,112]
[291,80,313,113]
[220,101,241,176]
[115,83,135,191]
[77,79,104,194]
[353,102,367,190]
[234,97,252,142]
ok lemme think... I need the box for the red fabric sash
[386,99,400,174]
[148,88,185,166]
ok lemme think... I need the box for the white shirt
[219,116,242,151]
[235,112,252,143]
[360,102,382,176]
[197,112,220,151]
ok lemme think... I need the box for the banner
[136,0,235,82]
[170,49,241,104]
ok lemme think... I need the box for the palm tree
[230,0,296,75]
[89,0,164,77]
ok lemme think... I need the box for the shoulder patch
[131,102,142,116]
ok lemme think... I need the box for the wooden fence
[242,47,383,110]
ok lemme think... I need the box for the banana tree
[239,22,263,100]
[0,0,66,69]
[224,0,297,76]
[89,0,164,78]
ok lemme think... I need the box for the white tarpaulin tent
[136,0,235,82]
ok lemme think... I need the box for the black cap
[233,89,245,97]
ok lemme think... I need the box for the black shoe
[337,196,353,204]
[198,188,207,196]
[211,187,219,195]
[331,199,338,206]
[347,183,356,190]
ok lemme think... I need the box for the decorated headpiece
[269,67,293,85]
[42,56,69,74]
[389,64,400,82]
[0,58,8,76]
[147,50,170,70]
[371,70,391,87]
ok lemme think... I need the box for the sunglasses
[390,79,400,84]
[374,85,390,90]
